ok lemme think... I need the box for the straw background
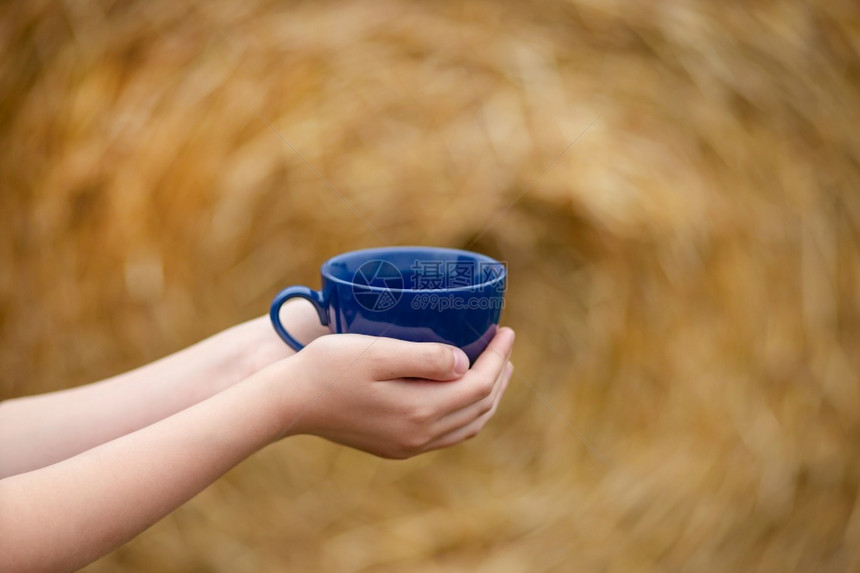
[2,1,859,571]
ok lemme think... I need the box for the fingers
[365,338,470,382]
[470,327,515,380]
[364,328,515,456]
[419,329,516,450]
[423,362,514,452]
[438,327,515,412]
[432,359,513,437]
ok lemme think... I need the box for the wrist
[209,303,329,395]
[225,317,294,382]
[250,353,315,443]
[239,301,331,376]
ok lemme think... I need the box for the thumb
[367,338,469,381]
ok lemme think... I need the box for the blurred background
[2,0,859,571]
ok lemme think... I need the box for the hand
[280,327,515,459]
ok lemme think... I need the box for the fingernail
[452,348,469,375]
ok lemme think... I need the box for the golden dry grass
[1,1,859,571]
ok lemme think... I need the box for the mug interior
[322,246,505,291]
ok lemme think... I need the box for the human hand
[279,327,515,459]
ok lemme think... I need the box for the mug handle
[269,286,329,351]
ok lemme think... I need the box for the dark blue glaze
[270,246,506,364]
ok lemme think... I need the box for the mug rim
[320,246,506,293]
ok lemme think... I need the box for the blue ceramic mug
[269,246,506,364]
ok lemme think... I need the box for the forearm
[0,364,299,573]
[0,329,515,572]
[0,303,325,477]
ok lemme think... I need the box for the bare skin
[0,301,515,572]
[0,301,327,478]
